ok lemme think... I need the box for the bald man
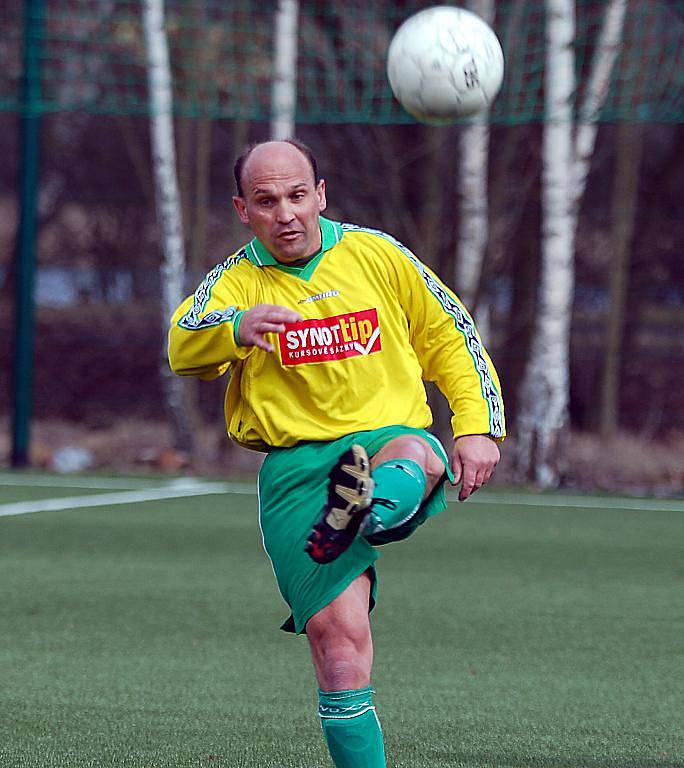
[169,139,505,767]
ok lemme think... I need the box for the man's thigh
[259,441,379,634]
[258,426,452,633]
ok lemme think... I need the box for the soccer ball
[387,5,504,123]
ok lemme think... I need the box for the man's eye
[292,193,305,201]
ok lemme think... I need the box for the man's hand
[238,304,302,353]
[451,434,500,502]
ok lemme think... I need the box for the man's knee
[308,619,372,690]
[308,606,370,653]
[372,435,445,493]
[306,574,373,690]
[314,636,369,687]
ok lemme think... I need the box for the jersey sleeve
[168,256,255,381]
[384,241,506,442]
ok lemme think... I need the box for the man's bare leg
[304,437,447,765]
[307,571,373,690]
[306,572,385,767]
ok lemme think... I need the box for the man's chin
[273,244,314,265]
[272,249,299,263]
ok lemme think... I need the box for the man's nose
[276,200,295,223]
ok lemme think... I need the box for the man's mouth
[278,230,302,241]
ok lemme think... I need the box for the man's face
[232,142,327,264]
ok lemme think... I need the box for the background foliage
[1,0,683,487]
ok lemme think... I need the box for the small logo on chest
[279,308,382,365]
[298,290,340,304]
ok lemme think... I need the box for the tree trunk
[573,0,627,207]
[501,181,541,422]
[600,122,643,439]
[271,0,299,140]
[515,0,575,487]
[456,119,489,302]
[142,0,196,454]
[515,0,627,485]
[456,0,494,329]
[420,126,451,446]
[421,126,445,267]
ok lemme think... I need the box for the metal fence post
[11,0,44,467]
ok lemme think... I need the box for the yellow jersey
[168,217,505,451]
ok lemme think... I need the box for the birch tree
[142,0,195,453]
[573,0,628,207]
[515,0,575,486]
[271,0,299,140]
[456,0,495,344]
[515,0,627,485]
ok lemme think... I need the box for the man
[168,139,505,768]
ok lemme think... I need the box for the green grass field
[0,474,682,768]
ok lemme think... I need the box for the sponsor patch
[279,308,381,365]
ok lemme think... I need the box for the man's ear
[232,195,250,224]
[316,179,327,213]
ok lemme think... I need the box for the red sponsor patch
[279,308,382,366]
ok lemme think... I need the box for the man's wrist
[233,310,246,345]
[454,433,498,443]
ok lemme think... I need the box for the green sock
[366,458,427,534]
[318,687,386,768]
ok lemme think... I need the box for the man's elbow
[167,353,227,381]
[167,339,200,377]
[167,352,191,377]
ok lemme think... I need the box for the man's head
[232,140,327,264]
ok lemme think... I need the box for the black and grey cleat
[305,444,375,564]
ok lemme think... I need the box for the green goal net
[2,0,683,123]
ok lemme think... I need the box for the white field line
[0,481,253,518]
[0,473,162,490]
[0,473,681,518]
[447,490,684,512]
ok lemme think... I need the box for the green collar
[245,216,343,280]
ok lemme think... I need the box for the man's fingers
[257,322,287,334]
[458,465,478,501]
[251,325,284,352]
[450,456,463,487]
[258,305,302,324]
[239,304,304,351]
[458,466,492,501]
[254,339,275,353]
[452,435,501,500]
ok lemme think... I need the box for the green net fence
[2,0,683,123]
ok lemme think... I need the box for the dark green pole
[11,0,44,467]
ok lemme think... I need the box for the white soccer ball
[387,5,504,123]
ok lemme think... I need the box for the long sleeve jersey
[168,217,505,452]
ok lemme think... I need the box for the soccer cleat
[305,444,375,564]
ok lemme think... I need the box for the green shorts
[257,425,453,634]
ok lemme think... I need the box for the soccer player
[168,139,505,768]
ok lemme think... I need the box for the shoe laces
[371,497,398,511]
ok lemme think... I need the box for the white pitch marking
[0,482,253,518]
[1,473,681,517]
[447,490,684,512]
[0,473,161,490]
